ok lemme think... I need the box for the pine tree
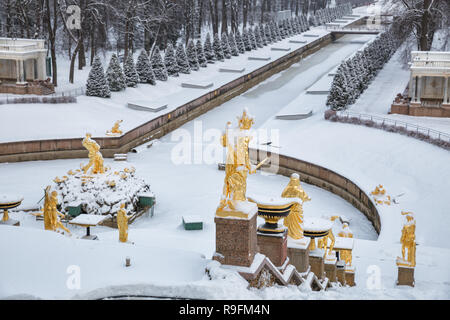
[278,21,286,39]
[248,28,257,50]
[243,29,252,51]
[123,54,140,87]
[86,55,111,98]
[176,43,191,74]
[254,26,264,48]
[221,33,232,59]
[106,53,126,92]
[271,22,281,41]
[151,47,168,81]
[213,33,224,61]
[204,33,216,63]
[264,24,273,44]
[196,39,208,67]
[164,43,179,77]
[186,39,200,71]
[228,33,239,56]
[259,24,267,46]
[136,50,156,85]
[235,29,245,54]
[327,68,349,110]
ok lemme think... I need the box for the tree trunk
[221,0,228,34]
[419,0,431,51]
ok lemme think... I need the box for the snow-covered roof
[410,51,450,76]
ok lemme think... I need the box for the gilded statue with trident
[33,186,71,234]
[216,108,268,217]
[82,133,105,174]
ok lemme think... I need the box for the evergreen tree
[264,24,273,44]
[254,26,264,48]
[221,33,232,59]
[259,24,268,46]
[327,67,349,110]
[186,39,200,71]
[136,50,156,85]
[123,54,140,87]
[151,47,168,81]
[164,43,179,77]
[106,53,126,92]
[228,33,239,56]
[213,33,224,61]
[196,39,208,67]
[235,29,245,54]
[204,33,216,63]
[243,29,252,51]
[86,55,111,98]
[176,43,191,74]
[248,28,257,50]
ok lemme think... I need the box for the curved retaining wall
[250,148,381,235]
[0,33,339,163]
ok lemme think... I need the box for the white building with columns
[0,38,48,84]
[409,51,450,108]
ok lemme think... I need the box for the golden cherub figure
[397,211,416,267]
[281,173,310,240]
[217,109,267,215]
[107,120,123,135]
[34,186,70,234]
[82,133,105,175]
[117,203,130,243]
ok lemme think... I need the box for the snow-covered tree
[123,54,140,87]
[151,47,168,81]
[86,56,111,98]
[265,24,273,44]
[164,43,180,77]
[249,28,257,50]
[235,29,245,54]
[136,50,156,85]
[106,53,126,92]
[213,33,224,61]
[259,24,268,46]
[186,39,200,71]
[204,33,216,63]
[176,43,191,74]
[221,33,232,59]
[228,33,239,56]
[254,26,264,48]
[196,39,208,67]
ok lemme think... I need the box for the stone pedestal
[324,256,337,283]
[397,266,415,287]
[257,229,288,267]
[287,237,310,273]
[345,266,356,287]
[213,212,258,267]
[336,260,346,285]
[0,219,20,226]
[309,249,325,279]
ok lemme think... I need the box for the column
[416,76,422,103]
[410,75,417,102]
[15,59,20,83]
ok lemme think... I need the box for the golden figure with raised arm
[117,203,130,243]
[82,133,105,174]
[397,211,416,267]
[107,120,123,135]
[281,173,310,240]
[34,186,71,234]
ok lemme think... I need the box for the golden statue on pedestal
[216,109,267,217]
[82,133,105,174]
[397,211,416,267]
[281,173,311,240]
[117,203,130,243]
[338,222,353,266]
[106,120,123,136]
[34,186,71,234]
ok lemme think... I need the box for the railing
[335,110,450,146]
[412,51,450,62]
[325,25,386,32]
[52,86,85,97]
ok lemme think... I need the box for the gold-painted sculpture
[318,216,338,258]
[216,109,267,217]
[371,184,391,205]
[34,186,71,234]
[117,203,130,243]
[106,120,123,136]
[397,211,416,267]
[338,222,353,266]
[338,222,353,238]
[281,173,311,240]
[82,133,105,175]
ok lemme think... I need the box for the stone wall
[249,149,381,235]
[391,103,450,117]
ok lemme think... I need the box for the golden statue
[318,216,338,259]
[117,203,130,243]
[82,133,105,174]
[106,120,123,136]
[337,222,353,266]
[281,173,310,240]
[397,211,416,267]
[216,109,267,216]
[34,186,71,234]
[338,222,353,238]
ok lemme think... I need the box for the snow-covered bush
[228,33,239,56]
[186,39,200,71]
[86,56,111,98]
[196,39,208,67]
[164,43,180,77]
[213,33,225,61]
[204,33,216,63]
[176,43,191,74]
[235,29,245,53]
[123,54,140,87]
[221,33,232,59]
